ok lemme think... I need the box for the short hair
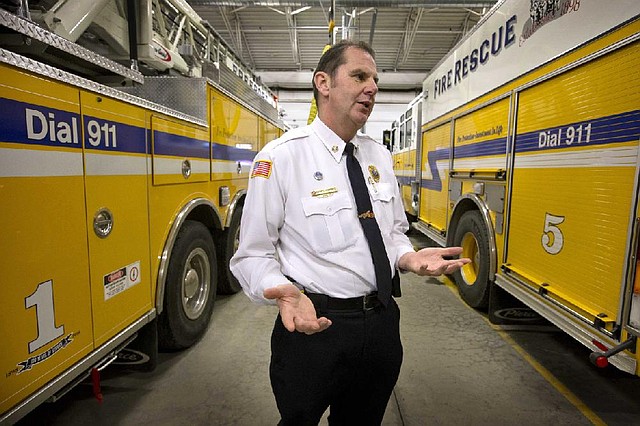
[312,40,376,103]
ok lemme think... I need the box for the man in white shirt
[231,39,470,425]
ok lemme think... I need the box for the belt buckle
[363,294,377,311]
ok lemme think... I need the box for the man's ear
[314,71,330,97]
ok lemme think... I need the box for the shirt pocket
[301,192,358,253]
[370,182,395,234]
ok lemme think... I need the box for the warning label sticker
[104,261,141,300]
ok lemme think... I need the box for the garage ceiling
[188,0,498,91]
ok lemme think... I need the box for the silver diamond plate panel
[0,47,206,127]
[0,8,143,84]
[120,66,282,126]
[122,77,209,123]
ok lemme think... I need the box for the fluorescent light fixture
[291,6,311,15]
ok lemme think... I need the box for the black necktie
[344,142,392,306]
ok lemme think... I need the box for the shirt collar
[310,118,357,163]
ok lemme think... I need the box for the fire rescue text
[433,14,517,99]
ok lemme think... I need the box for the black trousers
[269,299,403,426]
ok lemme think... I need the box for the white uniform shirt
[230,118,415,304]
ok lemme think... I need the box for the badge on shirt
[368,165,380,183]
[251,160,272,179]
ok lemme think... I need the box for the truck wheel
[159,220,217,350]
[217,205,243,294]
[451,210,490,309]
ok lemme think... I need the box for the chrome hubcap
[181,247,210,320]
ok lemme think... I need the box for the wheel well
[187,203,222,233]
[447,198,479,246]
[155,199,222,315]
[226,192,246,227]
[214,194,245,252]
[447,194,499,281]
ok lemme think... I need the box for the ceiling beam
[400,7,423,64]
[191,1,496,7]
[234,28,465,34]
[218,6,240,52]
[257,70,426,91]
[395,7,427,70]
[368,8,377,47]
[451,9,475,49]
[238,16,256,67]
[219,5,257,67]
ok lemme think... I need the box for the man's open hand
[398,246,471,276]
[264,284,332,334]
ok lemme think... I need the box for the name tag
[311,187,338,198]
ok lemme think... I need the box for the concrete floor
[17,270,595,426]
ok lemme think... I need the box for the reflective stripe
[0,147,83,177]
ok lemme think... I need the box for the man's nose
[365,78,378,95]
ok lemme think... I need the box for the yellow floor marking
[494,329,607,426]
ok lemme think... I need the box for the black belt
[304,291,381,312]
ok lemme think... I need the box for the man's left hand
[398,246,471,276]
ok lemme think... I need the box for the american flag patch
[251,160,272,179]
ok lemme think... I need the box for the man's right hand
[263,284,332,335]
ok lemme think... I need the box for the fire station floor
[17,232,640,426]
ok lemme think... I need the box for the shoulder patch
[251,160,272,179]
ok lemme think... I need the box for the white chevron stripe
[514,146,638,168]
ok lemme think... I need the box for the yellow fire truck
[399,0,640,375]
[390,92,423,220]
[0,0,283,422]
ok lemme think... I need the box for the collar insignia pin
[314,171,323,181]
[331,145,339,153]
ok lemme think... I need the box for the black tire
[451,210,490,309]
[159,220,217,350]
[217,205,243,294]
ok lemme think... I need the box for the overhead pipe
[306,0,334,125]
[329,0,335,45]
